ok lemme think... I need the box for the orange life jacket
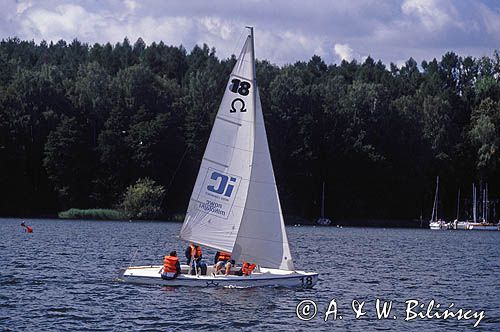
[189,245,202,258]
[26,226,33,233]
[163,256,179,273]
[217,251,231,261]
[241,262,256,276]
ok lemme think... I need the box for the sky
[1,0,500,67]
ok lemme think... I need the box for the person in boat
[236,262,256,276]
[20,221,33,233]
[185,242,207,275]
[213,251,234,276]
[161,250,181,280]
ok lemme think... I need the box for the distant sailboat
[429,176,448,230]
[454,187,469,230]
[120,27,319,287]
[467,183,499,231]
[316,182,332,226]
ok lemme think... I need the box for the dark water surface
[1,218,499,331]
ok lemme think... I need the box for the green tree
[469,98,500,176]
[70,61,111,145]
[121,178,165,219]
[43,116,92,208]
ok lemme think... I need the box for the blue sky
[1,0,500,66]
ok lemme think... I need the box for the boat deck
[120,264,318,288]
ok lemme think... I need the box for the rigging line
[128,247,139,267]
[231,29,245,61]
[164,103,214,197]
[162,28,246,210]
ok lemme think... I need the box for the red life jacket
[163,256,179,273]
[189,245,202,258]
[26,226,33,233]
[217,251,231,261]
[241,262,256,276]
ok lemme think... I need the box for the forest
[0,37,499,223]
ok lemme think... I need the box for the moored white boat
[454,220,469,230]
[429,220,449,230]
[464,183,499,231]
[466,222,499,231]
[120,27,319,288]
[429,176,448,230]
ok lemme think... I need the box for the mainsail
[180,28,294,270]
[179,33,256,252]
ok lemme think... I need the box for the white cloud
[124,0,139,12]
[1,0,498,66]
[16,0,33,15]
[401,0,462,31]
[199,17,235,41]
[134,16,194,46]
[334,43,355,61]
[478,3,500,37]
[19,4,105,41]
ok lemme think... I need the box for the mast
[431,176,439,222]
[481,183,485,222]
[485,183,488,223]
[472,183,477,223]
[321,182,325,218]
[247,26,256,109]
[456,188,460,221]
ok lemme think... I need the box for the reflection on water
[0,218,499,331]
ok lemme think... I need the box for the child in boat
[185,243,207,275]
[236,262,256,276]
[213,251,234,276]
[161,251,181,279]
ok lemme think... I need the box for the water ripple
[1,218,499,331]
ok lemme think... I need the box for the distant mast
[316,182,332,226]
[472,183,477,223]
[321,182,325,218]
[431,176,439,222]
[484,183,488,223]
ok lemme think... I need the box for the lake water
[0,218,499,331]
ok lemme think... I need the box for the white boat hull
[429,221,449,230]
[467,223,499,231]
[454,221,469,230]
[316,217,332,226]
[120,265,319,288]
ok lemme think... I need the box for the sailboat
[120,28,319,287]
[467,183,499,231]
[429,176,449,230]
[454,188,469,230]
[316,182,332,226]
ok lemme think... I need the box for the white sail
[232,88,295,270]
[179,34,256,252]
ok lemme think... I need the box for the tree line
[0,37,498,222]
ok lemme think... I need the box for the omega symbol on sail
[207,171,237,197]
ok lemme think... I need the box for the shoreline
[0,216,434,228]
